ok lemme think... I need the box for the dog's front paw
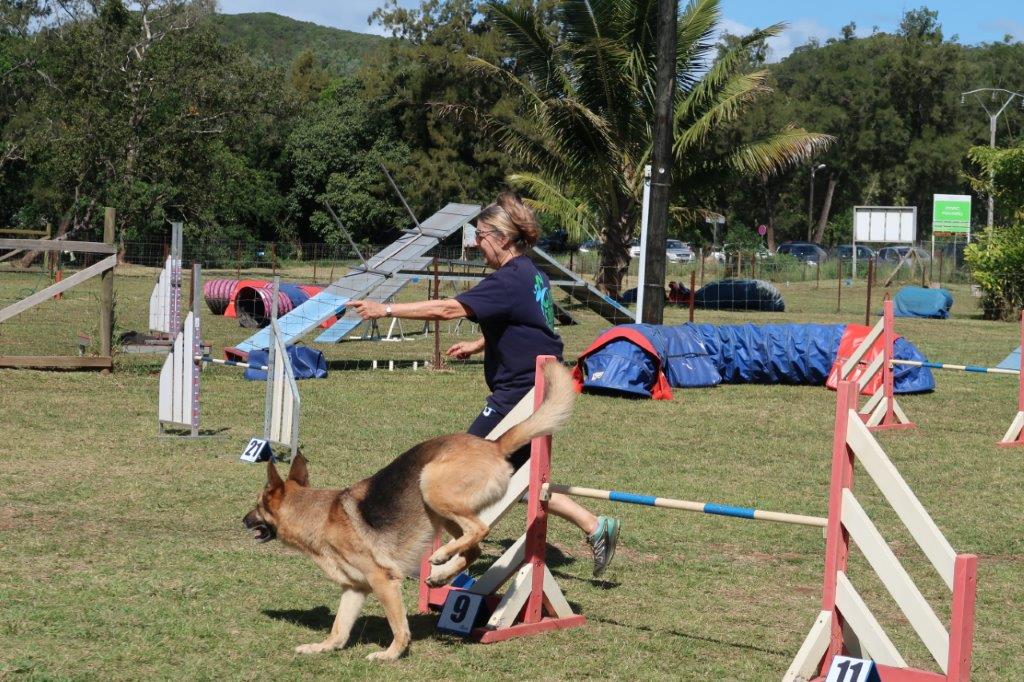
[295,641,332,655]
[366,649,402,662]
[428,548,451,565]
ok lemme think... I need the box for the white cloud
[719,16,834,61]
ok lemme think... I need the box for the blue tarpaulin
[575,323,933,398]
[893,286,954,319]
[244,345,327,381]
[694,279,785,312]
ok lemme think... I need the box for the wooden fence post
[100,207,115,369]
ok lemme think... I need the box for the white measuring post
[158,263,202,436]
[634,164,652,323]
[149,221,183,337]
[263,277,301,458]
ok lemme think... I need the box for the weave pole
[545,484,827,528]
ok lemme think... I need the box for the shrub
[964,224,1024,320]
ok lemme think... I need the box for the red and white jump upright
[418,355,586,641]
[785,380,977,681]
[837,298,915,431]
[998,311,1024,448]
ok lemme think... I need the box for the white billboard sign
[853,206,916,244]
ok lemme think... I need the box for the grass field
[1,265,1021,680]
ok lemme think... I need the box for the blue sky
[218,1,1024,59]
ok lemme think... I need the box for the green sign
[932,194,971,234]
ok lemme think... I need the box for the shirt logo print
[534,274,555,331]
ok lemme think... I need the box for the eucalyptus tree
[460,0,831,294]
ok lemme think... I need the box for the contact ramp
[997,346,1021,372]
[527,247,634,325]
[228,203,480,356]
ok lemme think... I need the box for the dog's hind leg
[365,570,410,662]
[295,589,368,655]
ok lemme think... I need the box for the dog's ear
[266,460,284,490]
[288,453,309,487]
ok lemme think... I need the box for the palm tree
[459,0,833,295]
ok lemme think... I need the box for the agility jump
[157,266,301,458]
[839,298,1024,445]
[417,359,977,680]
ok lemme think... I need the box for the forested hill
[210,12,385,75]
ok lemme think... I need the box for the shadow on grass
[262,606,438,644]
[590,615,790,658]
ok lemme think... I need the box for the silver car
[666,239,695,263]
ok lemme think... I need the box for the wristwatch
[384,304,393,317]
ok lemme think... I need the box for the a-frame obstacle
[785,381,977,681]
[227,203,480,358]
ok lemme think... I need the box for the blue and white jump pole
[891,358,1020,376]
[544,483,827,527]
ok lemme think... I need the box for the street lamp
[808,163,826,241]
[960,88,1024,228]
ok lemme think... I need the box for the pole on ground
[865,258,874,326]
[835,259,842,313]
[433,255,442,370]
[688,270,696,323]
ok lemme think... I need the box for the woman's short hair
[477,191,540,247]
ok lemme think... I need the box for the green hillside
[211,12,386,75]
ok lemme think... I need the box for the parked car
[630,238,695,262]
[577,238,600,253]
[536,229,569,253]
[665,239,695,263]
[876,245,931,263]
[832,244,876,261]
[776,241,829,265]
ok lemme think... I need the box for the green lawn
[1,264,1020,680]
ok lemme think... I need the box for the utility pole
[961,88,1024,228]
[640,0,677,325]
[807,163,826,241]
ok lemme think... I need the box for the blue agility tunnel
[572,323,933,399]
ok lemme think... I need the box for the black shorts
[467,404,532,471]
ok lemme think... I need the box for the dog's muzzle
[243,510,277,543]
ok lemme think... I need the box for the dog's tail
[494,361,576,459]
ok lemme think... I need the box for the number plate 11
[824,656,880,682]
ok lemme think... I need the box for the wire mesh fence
[0,237,1015,370]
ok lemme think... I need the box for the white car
[630,238,694,262]
[666,239,694,263]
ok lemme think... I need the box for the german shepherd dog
[242,361,575,661]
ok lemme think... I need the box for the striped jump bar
[196,355,269,372]
[892,358,1020,376]
[545,483,826,528]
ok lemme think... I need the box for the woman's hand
[446,337,484,359]
[349,300,385,320]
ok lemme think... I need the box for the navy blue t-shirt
[455,255,564,412]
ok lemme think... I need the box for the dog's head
[242,454,310,543]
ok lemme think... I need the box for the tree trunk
[812,175,837,244]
